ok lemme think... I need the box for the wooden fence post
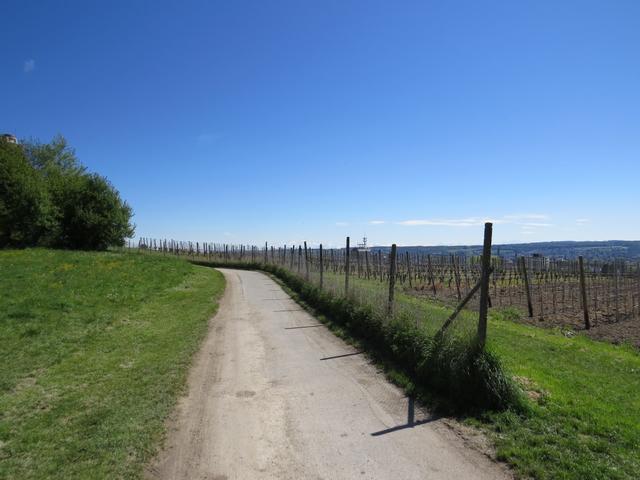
[264,242,268,264]
[427,254,437,294]
[520,256,534,317]
[578,256,591,330]
[406,251,413,289]
[319,244,324,289]
[345,237,350,295]
[388,244,397,316]
[304,241,309,280]
[477,222,493,348]
[452,254,462,301]
[365,250,370,280]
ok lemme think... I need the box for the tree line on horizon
[0,135,134,250]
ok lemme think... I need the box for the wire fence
[129,230,494,349]
[130,232,640,333]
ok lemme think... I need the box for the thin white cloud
[519,222,553,228]
[369,220,385,225]
[397,217,504,227]
[396,213,552,229]
[504,213,549,221]
[335,222,349,227]
[575,218,590,225]
[23,59,35,73]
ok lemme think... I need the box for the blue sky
[2,1,639,247]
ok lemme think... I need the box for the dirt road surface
[147,268,512,480]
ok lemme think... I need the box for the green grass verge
[478,311,640,480]
[204,260,639,479]
[0,249,225,479]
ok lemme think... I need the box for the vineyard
[134,233,640,348]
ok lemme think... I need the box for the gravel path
[146,268,512,480]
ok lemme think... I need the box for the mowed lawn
[0,249,225,479]
[483,315,640,480]
[400,289,640,479]
[397,288,640,479]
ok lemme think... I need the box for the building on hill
[1,134,18,144]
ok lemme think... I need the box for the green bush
[0,136,133,250]
[0,142,52,246]
[50,173,133,250]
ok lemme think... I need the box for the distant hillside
[373,240,640,261]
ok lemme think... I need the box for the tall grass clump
[195,259,522,412]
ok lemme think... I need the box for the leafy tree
[22,134,85,176]
[0,135,135,250]
[53,173,134,250]
[0,141,53,247]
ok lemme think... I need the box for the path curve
[147,268,512,480]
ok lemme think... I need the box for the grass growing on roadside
[0,249,225,479]
[478,313,640,480]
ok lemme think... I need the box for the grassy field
[0,249,225,479]
[359,281,640,479]
[483,313,640,480]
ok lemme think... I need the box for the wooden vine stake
[477,222,493,349]
[578,256,591,330]
[406,251,412,289]
[319,244,324,289]
[345,237,350,296]
[387,244,397,316]
[520,256,534,317]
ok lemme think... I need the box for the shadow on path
[371,397,440,436]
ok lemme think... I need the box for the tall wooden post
[520,256,534,317]
[406,251,413,288]
[578,256,591,330]
[477,222,493,348]
[427,254,437,294]
[345,237,350,295]
[304,241,309,280]
[452,254,462,301]
[319,244,324,289]
[388,244,398,315]
[365,250,370,279]
[264,242,268,264]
